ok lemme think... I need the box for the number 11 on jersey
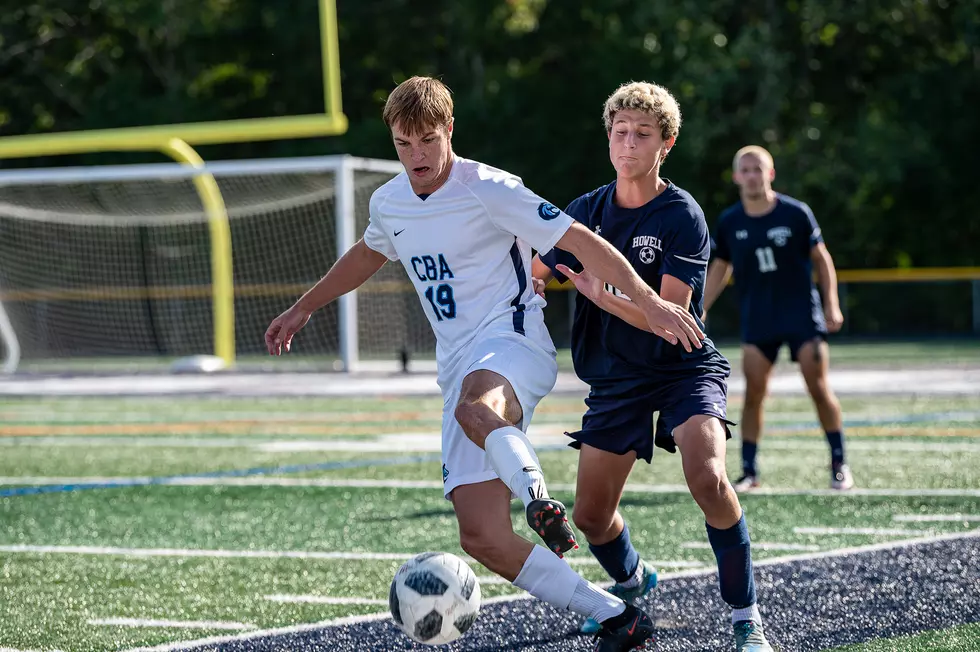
[755,246,778,273]
[425,284,457,321]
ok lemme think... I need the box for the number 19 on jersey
[425,284,457,321]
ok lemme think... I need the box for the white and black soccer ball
[389,552,481,645]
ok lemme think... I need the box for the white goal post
[0,155,434,374]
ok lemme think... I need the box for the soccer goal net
[0,156,435,373]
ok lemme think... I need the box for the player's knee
[687,465,728,506]
[453,400,478,432]
[453,400,490,445]
[572,502,615,540]
[744,382,768,407]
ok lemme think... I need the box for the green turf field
[0,390,978,651]
[827,623,980,651]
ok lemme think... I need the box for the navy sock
[705,513,757,609]
[825,430,845,464]
[588,523,640,584]
[741,441,758,476]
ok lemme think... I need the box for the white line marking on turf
[88,618,256,631]
[264,595,388,606]
[6,476,980,498]
[0,545,429,561]
[0,648,67,652]
[893,513,980,522]
[681,541,822,552]
[118,529,980,652]
[0,543,704,570]
[793,527,931,536]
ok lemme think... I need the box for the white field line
[88,618,255,631]
[793,527,931,536]
[0,648,66,652]
[893,513,980,522]
[0,545,425,562]
[0,543,704,570]
[5,433,980,454]
[119,529,980,652]
[264,595,388,606]
[5,475,980,499]
[681,541,821,552]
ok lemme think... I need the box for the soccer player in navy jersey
[703,146,854,492]
[532,82,772,652]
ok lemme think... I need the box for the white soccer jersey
[363,156,574,389]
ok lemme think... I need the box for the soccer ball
[389,552,481,645]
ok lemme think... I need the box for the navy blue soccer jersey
[540,181,729,392]
[711,193,827,342]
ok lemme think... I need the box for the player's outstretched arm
[265,240,387,355]
[811,242,843,332]
[554,223,704,350]
[703,259,733,318]
[556,264,651,331]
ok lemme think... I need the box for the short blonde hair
[382,76,453,136]
[732,146,774,172]
[602,81,681,140]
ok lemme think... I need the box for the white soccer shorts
[440,333,558,498]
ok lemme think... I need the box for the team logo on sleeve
[537,202,560,220]
[767,226,792,246]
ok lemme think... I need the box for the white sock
[484,426,548,508]
[569,579,627,623]
[513,545,625,623]
[732,604,762,624]
[618,560,644,590]
[513,544,580,610]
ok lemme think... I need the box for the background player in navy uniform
[703,145,854,492]
[532,82,773,652]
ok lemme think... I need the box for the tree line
[3,0,979,269]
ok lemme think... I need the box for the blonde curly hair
[602,81,681,141]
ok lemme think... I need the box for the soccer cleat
[831,462,854,491]
[734,619,774,651]
[526,498,578,557]
[733,474,761,492]
[581,560,659,633]
[592,604,656,651]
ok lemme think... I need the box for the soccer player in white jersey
[265,76,703,650]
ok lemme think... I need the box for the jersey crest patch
[767,226,792,246]
[537,202,560,220]
[639,247,656,264]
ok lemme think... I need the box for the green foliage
[2,0,978,266]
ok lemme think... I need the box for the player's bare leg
[453,370,576,556]
[737,345,774,490]
[674,415,741,529]
[451,467,650,643]
[572,445,659,633]
[451,480,535,580]
[674,414,772,651]
[798,338,853,490]
[572,445,635,546]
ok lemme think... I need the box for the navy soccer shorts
[745,332,827,365]
[566,372,734,463]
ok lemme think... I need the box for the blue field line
[765,410,980,432]
[0,453,442,498]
